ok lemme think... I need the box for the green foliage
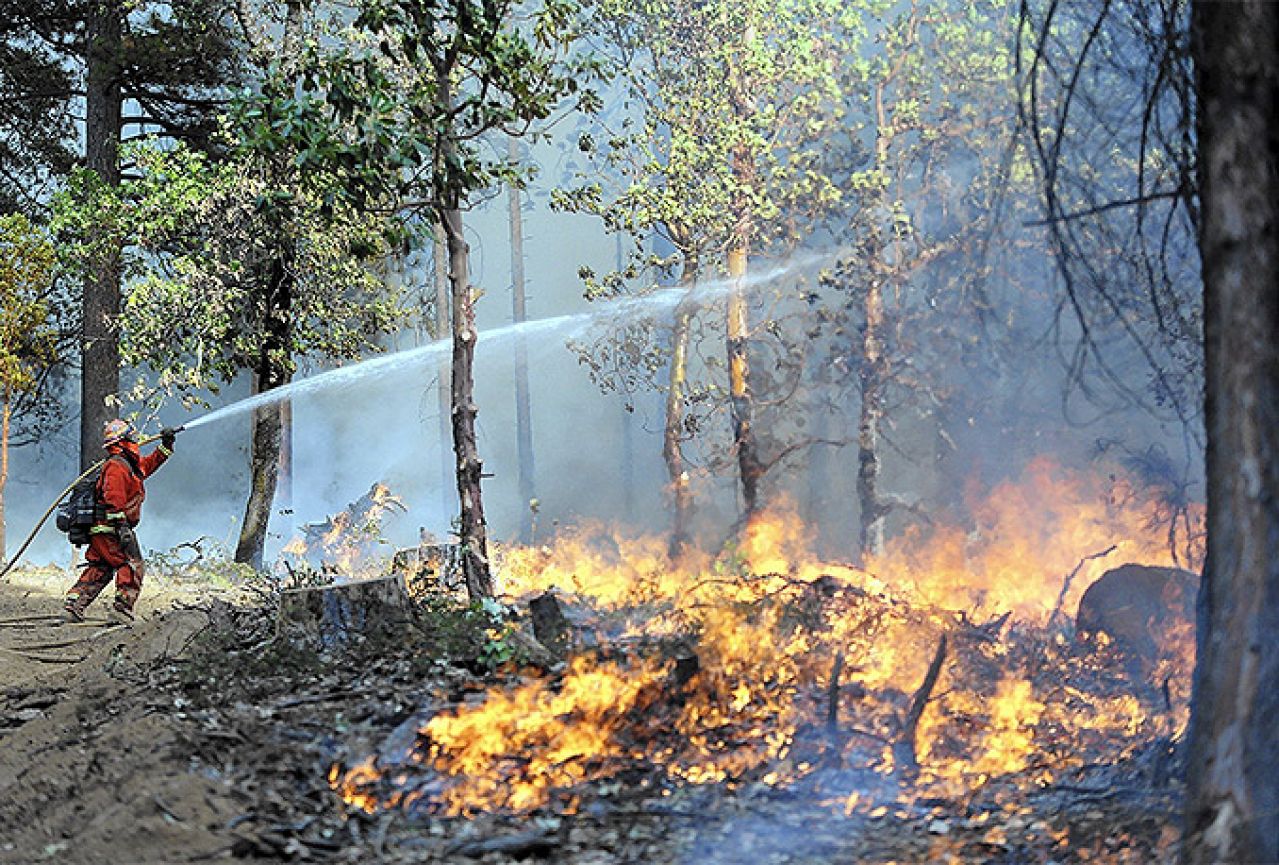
[555,0,874,285]
[414,594,526,673]
[0,214,65,434]
[147,538,260,586]
[52,137,407,412]
[282,0,599,218]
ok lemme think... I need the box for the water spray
[0,249,838,581]
[0,426,186,581]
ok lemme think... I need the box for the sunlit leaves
[0,215,59,399]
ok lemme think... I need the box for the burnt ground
[0,566,1183,865]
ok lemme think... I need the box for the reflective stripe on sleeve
[158,445,172,457]
[89,525,116,535]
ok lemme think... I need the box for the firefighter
[63,420,176,625]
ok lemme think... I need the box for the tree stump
[528,590,602,658]
[278,574,413,648]
[391,540,464,595]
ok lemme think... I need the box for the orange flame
[330,456,1201,816]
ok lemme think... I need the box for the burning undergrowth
[328,457,1201,836]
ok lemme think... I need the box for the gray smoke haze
[6,145,1202,573]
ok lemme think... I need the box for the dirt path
[0,568,256,864]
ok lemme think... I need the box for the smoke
[6,149,1201,574]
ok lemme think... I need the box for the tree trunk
[1183,3,1279,863]
[440,192,493,600]
[443,198,492,599]
[727,242,761,519]
[80,0,123,471]
[664,264,697,559]
[508,136,536,543]
[278,397,293,516]
[235,254,293,569]
[433,222,452,515]
[235,394,284,569]
[0,390,9,560]
[857,275,887,558]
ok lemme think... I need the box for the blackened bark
[442,195,493,600]
[235,254,293,569]
[508,136,536,543]
[664,264,698,560]
[1183,3,1279,863]
[726,244,761,518]
[80,0,123,471]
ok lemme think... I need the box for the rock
[1075,563,1198,668]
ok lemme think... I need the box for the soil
[0,565,1184,865]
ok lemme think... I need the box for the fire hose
[0,425,186,581]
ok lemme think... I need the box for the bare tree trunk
[1183,3,1279,862]
[664,263,698,559]
[508,136,536,542]
[857,275,887,558]
[727,226,762,517]
[80,0,123,471]
[439,184,493,598]
[0,389,9,560]
[236,394,283,569]
[433,223,452,515]
[235,254,293,569]
[278,398,293,517]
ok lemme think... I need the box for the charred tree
[442,193,493,600]
[235,253,293,569]
[727,136,763,521]
[508,136,536,543]
[1183,2,1279,862]
[663,258,698,559]
[80,0,123,471]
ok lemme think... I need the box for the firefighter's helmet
[103,419,134,448]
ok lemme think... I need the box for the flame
[866,457,1200,621]
[329,456,1202,817]
[283,482,407,578]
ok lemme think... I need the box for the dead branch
[1048,544,1117,630]
[826,652,845,733]
[893,634,948,775]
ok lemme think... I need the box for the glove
[160,427,177,450]
[115,522,139,556]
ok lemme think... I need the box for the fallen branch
[893,634,948,775]
[0,647,84,664]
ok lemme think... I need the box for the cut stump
[278,574,412,648]
[392,541,464,594]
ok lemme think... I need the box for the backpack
[55,472,104,547]
[55,454,138,547]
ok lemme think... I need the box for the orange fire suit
[66,440,171,614]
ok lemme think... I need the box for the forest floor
[0,564,1184,865]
